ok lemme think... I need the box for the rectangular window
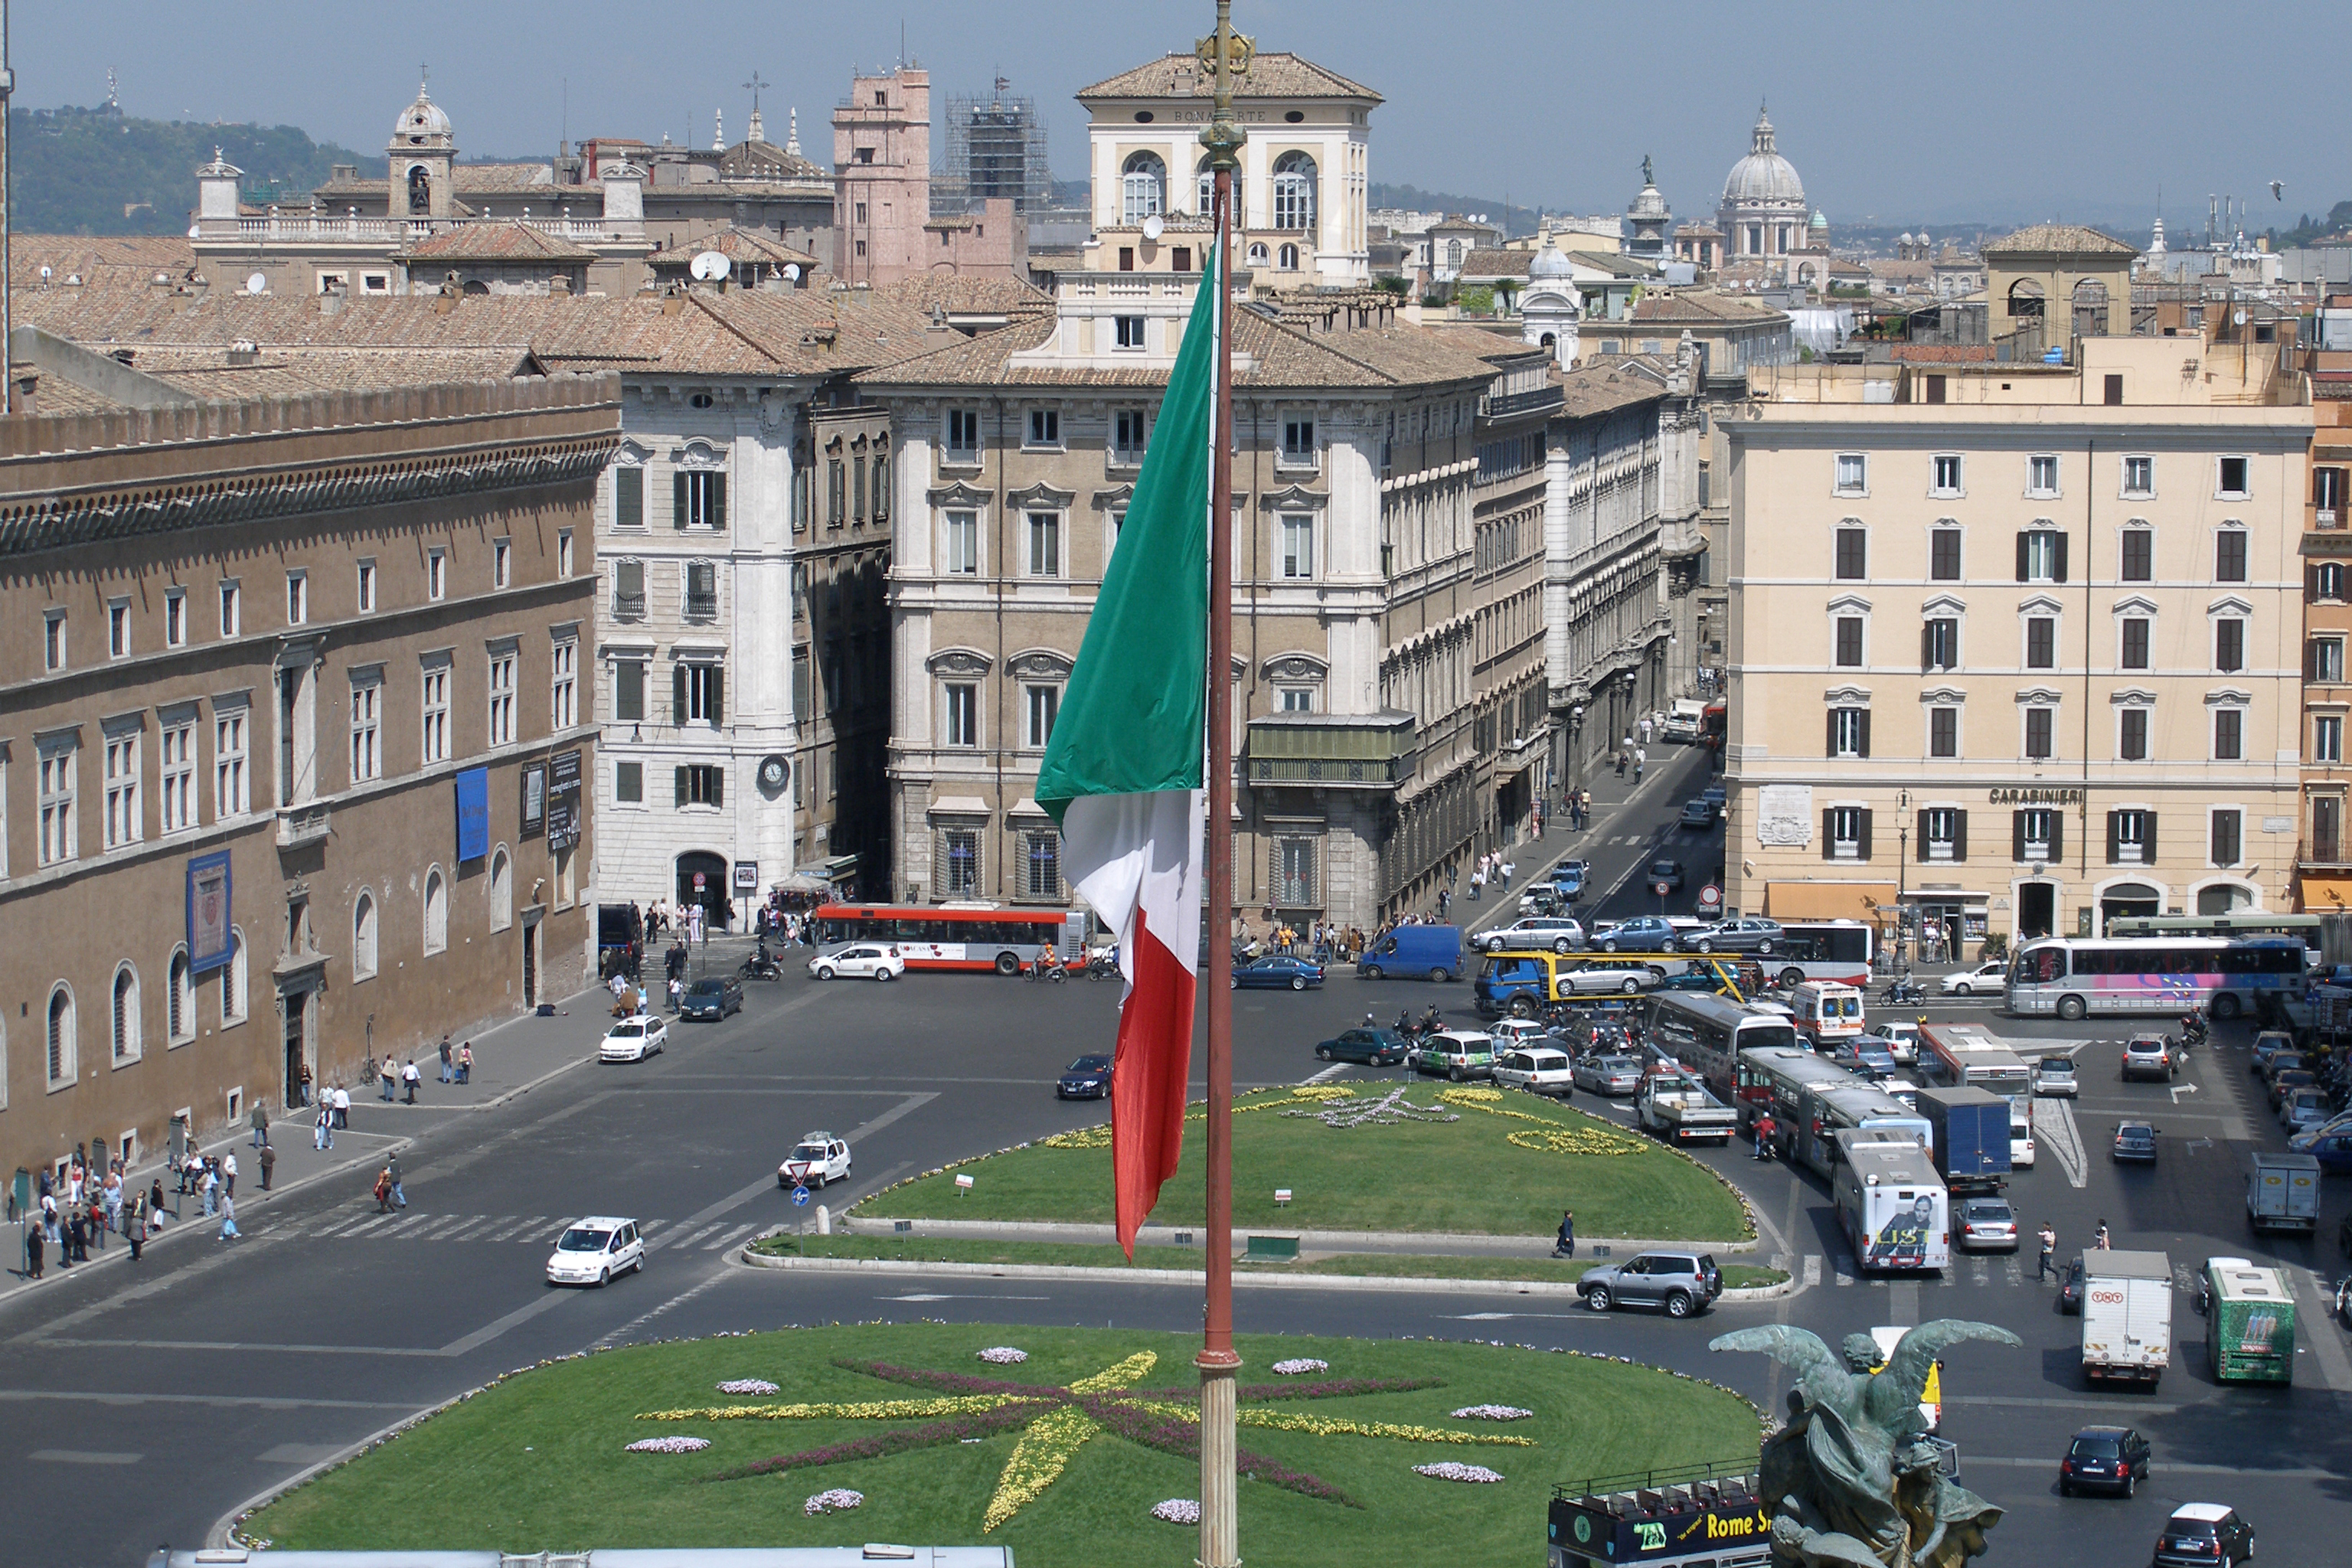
[2213,707,2243,761]
[944,511,979,574]
[944,683,978,747]
[942,828,979,896]
[1113,410,1148,465]
[1931,454,1962,495]
[557,529,574,578]
[348,677,381,782]
[427,549,447,601]
[2118,707,2149,761]
[2318,714,2345,763]
[1280,515,1315,579]
[2211,808,2242,865]
[492,539,511,588]
[1922,806,1964,862]
[103,727,141,850]
[44,609,66,670]
[2028,453,2060,495]
[1026,408,1060,449]
[550,639,577,730]
[285,571,306,626]
[219,580,240,636]
[1023,830,1063,899]
[2217,456,2249,498]
[158,718,195,833]
[1827,805,1868,861]
[612,559,645,620]
[1273,837,1319,906]
[1929,528,1962,581]
[108,599,132,658]
[675,764,724,807]
[1279,687,1315,712]
[676,469,727,530]
[1113,315,1145,349]
[1027,512,1060,577]
[486,652,516,746]
[2025,616,2056,670]
[613,465,645,529]
[612,658,645,722]
[1024,684,1060,749]
[873,452,891,521]
[2024,707,2054,760]
[1922,618,1958,671]
[1929,706,1958,758]
[1828,707,1870,759]
[2017,529,2066,582]
[2120,529,2152,582]
[946,408,981,461]
[1282,416,1317,465]
[2316,562,2347,602]
[2316,795,2343,861]
[684,559,717,619]
[356,560,377,612]
[675,662,724,725]
[165,589,187,648]
[2214,619,2245,674]
[1834,616,1864,668]
[1833,528,1867,580]
[2105,374,2125,406]
[1834,452,1867,494]
[2120,617,2150,670]
[2109,809,2151,865]
[214,704,249,816]
[2016,808,2058,862]
[851,452,867,523]
[2123,455,2153,495]
[615,761,643,803]
[420,660,449,764]
[38,740,76,865]
[2214,530,2247,583]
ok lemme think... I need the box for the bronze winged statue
[1710,1320,2020,1568]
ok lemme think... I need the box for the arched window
[424,866,449,954]
[2007,278,2045,320]
[1246,242,1270,267]
[47,985,75,1086]
[1196,158,1216,217]
[1272,151,1317,232]
[352,891,379,981]
[220,929,247,1025]
[489,848,513,933]
[1121,152,1165,226]
[407,165,430,216]
[2071,277,2109,336]
[168,949,193,1042]
[1446,239,1463,269]
[1277,243,1299,271]
[112,964,141,1062]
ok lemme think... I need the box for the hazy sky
[16,0,2349,231]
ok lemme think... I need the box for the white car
[779,1131,854,1189]
[545,1216,644,1286]
[1939,959,2009,996]
[1479,916,1585,955]
[2031,1057,2079,1097]
[1557,962,1661,995]
[809,943,906,982]
[1862,1021,1919,1065]
[1491,1047,1576,1098]
[600,1016,668,1063]
[1490,1018,1559,1051]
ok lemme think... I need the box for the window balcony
[276,802,331,851]
[684,591,719,620]
[1246,710,1417,790]
[612,592,647,622]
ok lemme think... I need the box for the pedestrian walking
[1615,750,1628,779]
[438,1035,454,1084]
[298,1063,313,1107]
[379,1058,397,1102]
[259,1143,276,1192]
[668,974,684,1012]
[1639,717,1653,746]
[2037,1224,2057,1281]
[201,1162,219,1217]
[1469,865,1485,903]
[1634,746,1647,784]
[127,1200,146,1262]
[252,1101,270,1148]
[457,1042,473,1084]
[67,1206,88,1263]
[315,1104,332,1151]
[1553,1209,1576,1259]
[25,1223,44,1279]
[402,1059,421,1104]
[2093,1219,2112,1250]
[387,1153,407,1210]
[374,1167,394,1213]
[87,1198,106,1250]
[333,1084,351,1129]
[219,1192,239,1243]
[223,1152,238,1199]
[1500,858,1516,889]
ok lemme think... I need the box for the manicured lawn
[856,1083,1752,1241]
[749,1233,1786,1289]
[240,1322,1761,1566]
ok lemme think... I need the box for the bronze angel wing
[1869,1318,2020,1429]
[1710,1325,1848,1400]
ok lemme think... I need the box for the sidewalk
[1458,742,1716,937]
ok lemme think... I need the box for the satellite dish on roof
[782,263,803,283]
[689,250,732,282]
[1142,214,1165,242]
[245,272,268,295]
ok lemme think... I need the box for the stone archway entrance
[2099,882,2161,933]
[677,851,730,927]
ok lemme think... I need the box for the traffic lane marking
[1962,1455,2337,1479]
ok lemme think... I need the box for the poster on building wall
[188,851,234,974]
[547,749,583,852]
[455,766,492,861]
[521,763,547,839]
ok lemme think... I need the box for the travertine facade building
[1724,336,2311,950]
[0,377,615,1185]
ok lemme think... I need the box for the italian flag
[1035,250,1218,1256]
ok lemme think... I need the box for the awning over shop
[2297,877,2352,912]
[1764,881,1898,921]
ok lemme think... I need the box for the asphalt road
[2,763,2347,1566]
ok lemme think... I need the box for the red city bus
[812,903,1085,974]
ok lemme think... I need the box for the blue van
[1475,953,1554,1017]
[1357,924,1465,982]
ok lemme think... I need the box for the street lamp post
[1896,789,1909,969]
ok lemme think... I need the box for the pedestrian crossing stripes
[288,1211,757,1253]
[1824,1252,2050,1290]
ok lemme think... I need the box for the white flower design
[717,1379,780,1395]
[976,1346,1029,1365]
[1270,1357,1329,1376]
[1449,1404,1533,1421]
[804,1488,864,1516]
[1151,1498,1202,1525]
[1414,1462,1506,1483]
[625,1435,711,1453]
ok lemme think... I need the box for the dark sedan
[2059,1257,2086,1313]
[1056,1055,1114,1099]
[1654,972,1730,995]
[678,974,744,1021]
[2060,1424,2151,1498]
[1231,954,1325,991]
[1315,1027,1410,1067]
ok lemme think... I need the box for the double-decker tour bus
[1642,992,1801,1102]
[810,902,1085,973]
[2004,935,2305,1021]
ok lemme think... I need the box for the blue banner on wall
[456,766,492,861]
[188,851,234,974]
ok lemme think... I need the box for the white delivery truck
[1834,1129,1950,1273]
[2080,1249,2174,1389]
[2247,1152,2321,1236]
[1661,699,1707,743]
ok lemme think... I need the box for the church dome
[1722,106,1803,206]
[394,83,452,144]
[1529,243,1575,279]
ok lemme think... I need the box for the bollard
[816,1204,831,1236]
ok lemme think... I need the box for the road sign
[1700,884,1721,906]
[1653,881,1672,897]
[693,872,707,891]
[791,1184,811,1207]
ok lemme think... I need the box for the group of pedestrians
[1467,851,1517,903]
[24,1158,181,1276]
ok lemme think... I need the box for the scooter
[739,949,783,982]
[1883,977,1925,1007]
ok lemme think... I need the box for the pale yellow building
[1723,335,2311,954]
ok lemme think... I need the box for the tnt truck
[2081,1250,2173,1390]
[2204,1258,2295,1385]
[2247,1152,2321,1236]
[1833,1129,1950,1273]
[1636,1071,1739,1145]
[1916,1086,2012,1195]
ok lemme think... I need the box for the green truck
[2205,1257,2295,1385]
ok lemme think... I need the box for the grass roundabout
[238,1323,1763,1565]
[860,1083,1754,1241]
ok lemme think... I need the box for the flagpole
[1195,5,1247,1566]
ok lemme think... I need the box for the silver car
[1557,962,1661,995]
[1572,1054,1645,1096]
[2032,1058,2079,1097]
[1479,916,1586,955]
[2282,1088,2331,1132]
[1956,1197,2018,1252]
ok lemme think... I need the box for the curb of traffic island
[843,1214,1762,1256]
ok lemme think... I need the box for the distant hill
[8,103,371,235]
[1369,182,1544,238]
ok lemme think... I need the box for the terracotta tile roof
[316,162,557,197]
[1076,50,1380,104]
[719,139,828,182]
[395,220,597,263]
[122,345,542,398]
[1628,290,1786,324]
[9,234,201,288]
[1888,344,1997,363]
[1557,361,1671,419]
[864,273,1056,320]
[1456,249,1530,279]
[1982,224,2138,260]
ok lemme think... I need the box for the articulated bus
[811,903,1084,973]
[2005,936,2305,1020]
[1736,1047,1932,1177]
[1761,920,1877,988]
[1918,1022,2034,1098]
[1643,992,1802,1102]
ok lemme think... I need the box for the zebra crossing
[289,1210,758,1254]
[1824,1252,2030,1289]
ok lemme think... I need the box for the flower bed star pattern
[639,1351,1533,1532]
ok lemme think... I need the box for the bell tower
[387,78,457,221]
